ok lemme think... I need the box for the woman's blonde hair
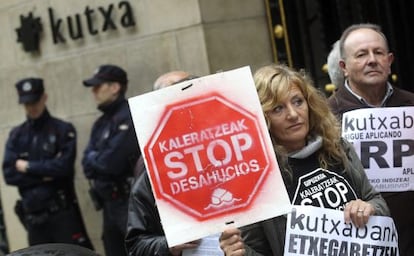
[254,64,348,177]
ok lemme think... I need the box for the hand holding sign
[219,228,244,256]
[344,199,376,228]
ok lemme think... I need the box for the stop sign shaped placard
[144,94,271,220]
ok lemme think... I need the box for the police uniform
[82,65,139,256]
[2,78,93,249]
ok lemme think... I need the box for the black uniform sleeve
[2,128,43,187]
[82,112,138,179]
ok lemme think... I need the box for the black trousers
[102,197,129,256]
[26,204,94,250]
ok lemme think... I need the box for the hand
[344,199,375,228]
[220,228,245,256]
[15,159,29,173]
[169,240,201,256]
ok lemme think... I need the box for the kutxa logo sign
[15,1,135,52]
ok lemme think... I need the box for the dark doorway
[266,0,414,93]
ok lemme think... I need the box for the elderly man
[328,23,414,256]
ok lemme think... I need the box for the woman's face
[266,84,309,152]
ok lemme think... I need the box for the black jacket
[125,172,171,256]
[328,84,414,120]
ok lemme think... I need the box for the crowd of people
[2,22,414,256]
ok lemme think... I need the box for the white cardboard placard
[128,66,291,246]
[341,107,414,192]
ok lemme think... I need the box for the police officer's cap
[83,64,128,87]
[15,78,44,104]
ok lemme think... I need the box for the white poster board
[285,206,399,256]
[128,66,291,246]
[341,107,414,192]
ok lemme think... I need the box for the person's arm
[125,172,200,256]
[2,129,43,187]
[125,173,171,256]
[342,139,390,227]
[344,139,390,216]
[24,122,76,178]
[82,113,138,179]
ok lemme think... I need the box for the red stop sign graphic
[144,94,272,220]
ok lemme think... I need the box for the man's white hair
[327,40,345,87]
[153,71,191,90]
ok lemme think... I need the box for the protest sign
[128,66,291,246]
[285,206,399,256]
[341,107,414,192]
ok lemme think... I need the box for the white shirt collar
[344,80,393,107]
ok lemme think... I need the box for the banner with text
[285,206,399,256]
[341,107,414,192]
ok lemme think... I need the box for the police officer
[2,78,93,249]
[82,65,140,256]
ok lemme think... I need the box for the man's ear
[339,60,347,77]
[388,52,394,64]
[42,93,48,103]
[110,82,121,94]
[387,53,394,74]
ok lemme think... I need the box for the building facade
[2,0,413,254]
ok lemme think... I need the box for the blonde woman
[219,64,389,256]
